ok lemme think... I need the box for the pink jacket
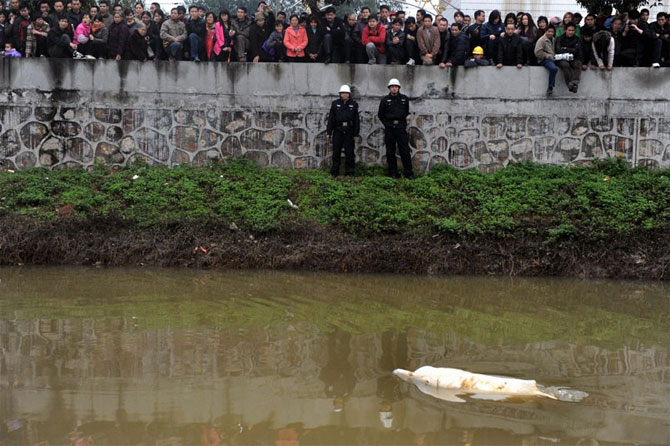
[213,21,233,56]
[74,22,91,43]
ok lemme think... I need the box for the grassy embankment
[0,159,669,277]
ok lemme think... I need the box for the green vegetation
[1,158,669,240]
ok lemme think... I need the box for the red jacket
[283,25,308,58]
[362,24,386,53]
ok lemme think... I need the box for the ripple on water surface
[0,267,668,445]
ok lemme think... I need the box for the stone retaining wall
[1,59,669,171]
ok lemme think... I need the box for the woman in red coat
[283,14,307,62]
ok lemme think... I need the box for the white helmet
[387,78,401,88]
[339,84,351,94]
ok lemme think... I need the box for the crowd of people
[0,0,668,90]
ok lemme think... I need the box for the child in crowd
[1,42,22,57]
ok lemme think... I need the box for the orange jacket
[284,26,308,58]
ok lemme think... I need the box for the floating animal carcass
[393,366,569,403]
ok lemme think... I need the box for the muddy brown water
[0,268,668,445]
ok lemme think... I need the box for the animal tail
[535,389,558,400]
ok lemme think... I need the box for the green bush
[0,159,669,240]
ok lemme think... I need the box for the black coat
[186,17,205,39]
[305,26,325,59]
[650,21,670,41]
[465,22,483,49]
[497,33,523,65]
[125,30,149,60]
[47,11,68,29]
[68,9,84,28]
[107,22,129,58]
[555,34,583,61]
[47,25,73,58]
[378,93,409,128]
[8,15,31,54]
[248,23,271,61]
[581,36,594,64]
[323,16,345,43]
[385,28,406,49]
[327,99,360,135]
[443,32,469,65]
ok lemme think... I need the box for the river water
[0,268,668,445]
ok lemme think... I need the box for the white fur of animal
[393,366,557,403]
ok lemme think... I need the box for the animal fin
[468,394,510,401]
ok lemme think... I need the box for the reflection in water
[319,329,355,413]
[0,268,668,445]
[377,331,408,430]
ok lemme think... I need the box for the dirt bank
[2,217,668,280]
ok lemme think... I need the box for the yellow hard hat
[472,46,484,55]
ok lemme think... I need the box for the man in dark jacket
[441,22,469,67]
[67,0,84,29]
[436,17,449,62]
[7,3,30,56]
[633,10,662,67]
[404,17,419,64]
[385,18,405,64]
[555,22,583,92]
[47,0,67,29]
[47,16,77,57]
[618,10,656,66]
[378,78,414,180]
[581,26,596,68]
[327,84,360,176]
[342,12,357,63]
[248,11,271,62]
[465,9,485,51]
[186,5,205,61]
[352,7,369,63]
[496,22,523,67]
[580,13,596,36]
[650,12,670,65]
[322,6,345,63]
[232,6,252,61]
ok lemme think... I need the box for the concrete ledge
[0,58,669,171]
[1,58,669,100]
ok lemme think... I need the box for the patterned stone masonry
[1,104,669,171]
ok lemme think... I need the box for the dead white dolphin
[393,366,558,403]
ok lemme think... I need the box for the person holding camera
[554,22,582,93]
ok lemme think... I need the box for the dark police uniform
[377,92,414,178]
[327,98,360,176]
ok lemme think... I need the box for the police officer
[378,78,414,179]
[327,84,360,176]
